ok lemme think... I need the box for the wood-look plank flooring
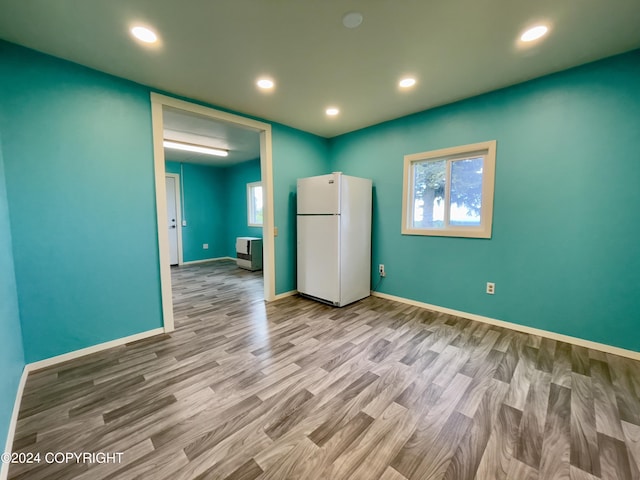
[8,260,640,479]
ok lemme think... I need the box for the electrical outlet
[203,243,209,250]
[379,264,386,277]
[486,282,495,295]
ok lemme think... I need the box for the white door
[297,173,341,214]
[297,215,340,304]
[165,176,179,266]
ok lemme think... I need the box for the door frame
[150,92,276,333]
[165,173,183,266]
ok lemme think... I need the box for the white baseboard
[181,257,235,266]
[1,366,28,480]
[371,291,640,361]
[27,328,165,373]
[271,290,298,301]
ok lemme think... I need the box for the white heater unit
[236,237,263,271]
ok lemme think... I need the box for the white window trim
[247,181,263,227]
[401,140,496,239]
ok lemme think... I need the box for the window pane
[450,157,483,226]
[412,159,446,228]
[249,184,263,225]
[402,141,495,238]
[253,185,263,224]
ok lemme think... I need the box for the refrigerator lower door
[297,215,340,305]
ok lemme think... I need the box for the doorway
[150,93,275,332]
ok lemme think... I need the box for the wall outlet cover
[379,264,386,277]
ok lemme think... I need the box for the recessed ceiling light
[520,25,549,42]
[342,12,363,29]
[256,78,275,90]
[399,77,416,88]
[326,107,340,116]
[163,140,228,157]
[131,26,158,44]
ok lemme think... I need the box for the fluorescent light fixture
[257,78,275,89]
[326,107,340,116]
[131,26,158,43]
[520,25,549,42]
[399,77,416,88]
[163,140,228,157]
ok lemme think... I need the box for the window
[247,182,263,226]
[402,140,496,238]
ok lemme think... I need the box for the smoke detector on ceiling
[342,12,363,29]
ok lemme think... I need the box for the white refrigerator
[297,172,372,307]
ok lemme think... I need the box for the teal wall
[165,158,263,261]
[0,38,328,368]
[0,39,330,452]
[272,124,331,294]
[0,42,163,362]
[0,134,25,454]
[225,158,262,256]
[330,50,640,352]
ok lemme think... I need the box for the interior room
[1,1,639,479]
[161,107,263,268]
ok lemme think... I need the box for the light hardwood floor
[8,260,640,479]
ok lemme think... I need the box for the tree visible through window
[247,182,263,226]
[402,141,496,238]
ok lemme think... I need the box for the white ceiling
[163,107,260,167]
[1,0,639,138]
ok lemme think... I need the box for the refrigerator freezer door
[297,173,341,215]
[297,215,340,304]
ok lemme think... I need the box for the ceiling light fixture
[256,78,275,89]
[399,77,416,88]
[163,140,228,157]
[130,25,158,44]
[520,25,549,42]
[325,107,340,116]
[342,12,363,29]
